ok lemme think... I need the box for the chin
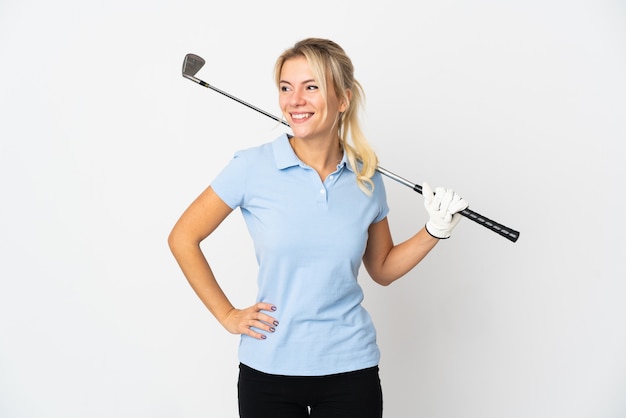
[290,129,312,139]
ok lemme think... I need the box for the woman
[168,38,468,418]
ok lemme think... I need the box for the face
[278,56,347,141]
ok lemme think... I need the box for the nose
[290,88,306,106]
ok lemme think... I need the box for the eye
[280,84,291,92]
[306,84,319,91]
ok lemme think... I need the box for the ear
[339,89,352,113]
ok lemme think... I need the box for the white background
[1,1,625,417]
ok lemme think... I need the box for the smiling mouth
[291,113,312,121]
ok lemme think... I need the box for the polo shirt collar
[272,133,352,172]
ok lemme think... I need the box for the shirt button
[329,175,334,180]
[320,189,325,194]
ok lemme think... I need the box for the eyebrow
[279,79,317,85]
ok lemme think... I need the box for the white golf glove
[423,182,469,239]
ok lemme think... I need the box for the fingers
[433,187,445,211]
[448,193,469,215]
[423,181,468,239]
[244,302,279,340]
[224,302,279,340]
[438,188,468,220]
[428,186,467,215]
[422,182,434,203]
[437,188,454,221]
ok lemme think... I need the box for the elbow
[369,266,409,286]
[375,279,393,287]
[364,262,397,287]
[168,226,203,259]
[167,226,178,249]
[167,227,186,256]
[167,230,179,257]
[370,273,397,287]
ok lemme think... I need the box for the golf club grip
[458,207,519,242]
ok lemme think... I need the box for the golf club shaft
[183,65,520,243]
[185,74,285,125]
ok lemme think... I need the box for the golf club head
[182,53,205,78]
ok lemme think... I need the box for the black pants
[238,363,383,418]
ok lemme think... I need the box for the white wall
[1,1,625,417]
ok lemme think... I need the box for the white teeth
[292,113,310,120]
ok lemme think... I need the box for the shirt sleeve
[372,171,389,223]
[210,150,248,209]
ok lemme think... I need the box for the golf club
[182,53,520,243]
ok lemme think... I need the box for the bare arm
[168,186,277,339]
[362,218,439,286]
[363,182,469,286]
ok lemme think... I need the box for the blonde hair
[274,38,378,194]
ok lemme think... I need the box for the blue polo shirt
[211,133,389,376]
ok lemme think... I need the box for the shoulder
[365,169,387,198]
[232,142,270,160]
[232,134,287,162]
[371,169,385,185]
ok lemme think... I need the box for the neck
[290,136,343,179]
